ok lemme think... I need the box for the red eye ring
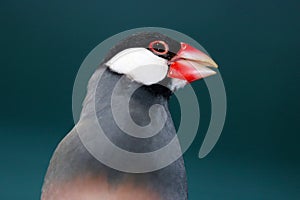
[149,40,169,55]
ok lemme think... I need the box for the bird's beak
[168,42,218,82]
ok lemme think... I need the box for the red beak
[168,43,218,83]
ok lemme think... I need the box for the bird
[41,32,218,200]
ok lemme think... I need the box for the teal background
[0,0,299,199]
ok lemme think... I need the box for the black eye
[152,42,165,52]
[149,40,169,55]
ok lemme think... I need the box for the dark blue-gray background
[0,0,299,199]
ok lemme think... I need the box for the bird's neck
[79,68,176,153]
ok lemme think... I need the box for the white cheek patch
[106,48,168,85]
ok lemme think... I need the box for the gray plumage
[42,32,188,200]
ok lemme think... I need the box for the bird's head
[105,32,218,93]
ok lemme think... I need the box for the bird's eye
[149,40,169,55]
